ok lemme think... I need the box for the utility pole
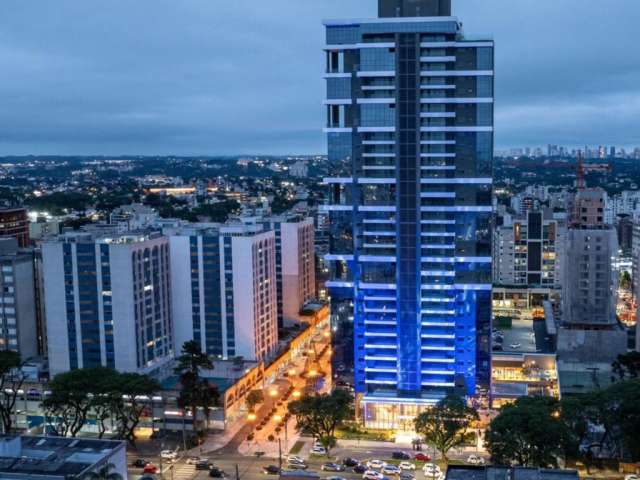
[236,464,240,480]
[278,437,283,470]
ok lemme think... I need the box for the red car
[143,464,159,474]
[414,453,431,462]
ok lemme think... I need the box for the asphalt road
[128,443,486,480]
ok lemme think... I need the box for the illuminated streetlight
[274,414,282,422]
[269,389,278,397]
[248,413,257,421]
[292,390,301,398]
[288,369,296,376]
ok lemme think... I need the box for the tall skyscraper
[323,0,493,429]
[42,232,173,377]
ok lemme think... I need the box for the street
[127,439,487,480]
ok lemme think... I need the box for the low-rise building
[0,436,126,480]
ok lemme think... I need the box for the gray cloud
[0,0,638,155]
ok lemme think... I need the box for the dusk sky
[0,0,638,155]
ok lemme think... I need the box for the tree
[43,368,103,437]
[111,373,160,445]
[0,351,27,434]
[485,396,571,467]
[246,390,264,412]
[414,394,479,466]
[288,389,352,456]
[174,341,217,436]
[612,351,640,381]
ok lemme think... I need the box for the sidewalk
[237,415,301,458]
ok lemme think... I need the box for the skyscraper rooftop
[378,0,451,18]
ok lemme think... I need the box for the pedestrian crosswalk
[167,463,195,480]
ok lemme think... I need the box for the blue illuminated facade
[323,8,493,429]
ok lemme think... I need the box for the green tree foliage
[111,373,160,444]
[612,351,640,381]
[174,341,219,436]
[43,368,159,443]
[414,394,479,466]
[44,368,101,437]
[288,389,352,456]
[485,396,574,467]
[25,192,92,215]
[246,390,264,412]
[0,351,26,434]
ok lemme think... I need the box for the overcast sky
[0,0,638,155]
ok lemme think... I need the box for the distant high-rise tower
[323,0,494,429]
[379,0,451,17]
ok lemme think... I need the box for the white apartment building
[42,231,173,376]
[169,224,278,362]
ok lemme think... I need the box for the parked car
[400,473,415,480]
[311,446,326,455]
[624,475,639,480]
[422,464,441,477]
[382,465,401,475]
[143,464,159,474]
[353,464,368,474]
[414,453,431,462]
[392,452,411,460]
[366,460,386,470]
[263,465,281,475]
[209,467,226,478]
[287,456,306,464]
[398,462,416,471]
[363,470,384,480]
[186,456,205,465]
[196,460,212,470]
[327,477,346,480]
[322,463,345,472]
[466,455,485,465]
[160,450,178,460]
[287,461,308,470]
[132,459,149,468]
[343,458,359,467]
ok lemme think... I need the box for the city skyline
[0,0,638,155]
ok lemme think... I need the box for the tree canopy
[174,341,218,437]
[288,389,352,456]
[414,394,479,465]
[486,396,577,467]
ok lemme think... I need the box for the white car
[363,470,385,480]
[382,465,401,475]
[624,476,639,480]
[467,455,485,465]
[186,456,205,465]
[422,463,441,476]
[311,446,327,455]
[367,460,386,470]
[509,343,521,349]
[160,450,178,460]
[399,462,416,471]
[286,455,305,463]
